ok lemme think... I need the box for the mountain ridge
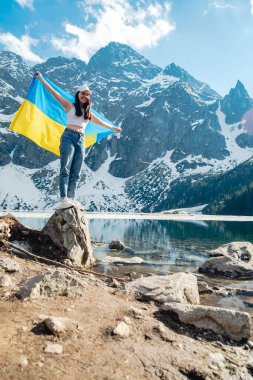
[0,42,253,214]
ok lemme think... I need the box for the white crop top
[67,106,89,130]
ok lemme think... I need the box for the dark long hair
[74,92,91,120]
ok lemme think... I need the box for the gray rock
[104,256,144,264]
[0,257,20,272]
[18,356,28,367]
[17,270,86,300]
[199,256,253,279]
[42,208,93,268]
[161,302,251,341]
[44,343,63,354]
[108,278,122,288]
[113,321,130,337]
[126,272,200,305]
[209,242,253,263]
[129,306,144,318]
[197,281,211,293]
[108,240,126,250]
[0,274,13,287]
[208,352,225,371]
[42,316,74,336]
[0,221,10,241]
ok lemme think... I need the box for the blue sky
[0,0,253,97]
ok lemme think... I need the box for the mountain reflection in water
[17,216,253,273]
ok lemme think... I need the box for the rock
[0,221,10,241]
[17,270,86,300]
[199,256,253,279]
[108,278,122,288]
[104,256,144,264]
[113,321,130,337]
[42,208,93,268]
[0,274,13,287]
[108,240,126,250]
[42,316,74,336]
[129,306,144,318]
[197,281,211,293]
[161,302,251,341]
[126,273,200,305]
[208,353,225,370]
[209,242,253,263]
[19,356,28,367]
[44,343,63,354]
[123,316,132,325]
[0,257,20,272]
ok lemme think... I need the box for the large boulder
[126,272,200,305]
[42,207,93,268]
[17,270,86,300]
[199,256,253,279]
[209,242,253,263]
[161,302,251,341]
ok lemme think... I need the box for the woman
[34,72,121,210]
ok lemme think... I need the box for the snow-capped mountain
[0,42,253,212]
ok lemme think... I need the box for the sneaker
[69,198,84,210]
[58,198,74,209]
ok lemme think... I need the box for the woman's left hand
[114,127,122,133]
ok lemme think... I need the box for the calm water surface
[17,216,253,274]
[15,216,253,316]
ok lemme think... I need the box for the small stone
[208,353,225,370]
[37,361,44,367]
[109,279,121,288]
[43,316,73,336]
[63,259,73,266]
[0,274,13,287]
[18,326,28,333]
[108,240,126,251]
[113,321,130,338]
[44,343,63,354]
[19,356,28,367]
[197,281,211,293]
[153,323,166,334]
[129,307,143,318]
[0,258,20,273]
[123,316,132,325]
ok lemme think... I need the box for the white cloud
[51,0,175,62]
[250,0,253,14]
[0,33,43,63]
[204,1,234,15]
[15,0,34,10]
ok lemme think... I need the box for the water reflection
[17,216,253,274]
[89,219,253,273]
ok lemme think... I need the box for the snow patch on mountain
[0,163,42,210]
[217,104,253,166]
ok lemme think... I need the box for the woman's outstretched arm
[34,72,72,112]
[90,112,122,133]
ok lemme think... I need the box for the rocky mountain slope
[0,42,253,213]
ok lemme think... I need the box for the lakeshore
[1,210,253,222]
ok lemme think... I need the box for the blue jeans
[59,128,85,199]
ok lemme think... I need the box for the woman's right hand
[34,71,42,80]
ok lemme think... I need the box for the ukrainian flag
[9,76,115,156]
